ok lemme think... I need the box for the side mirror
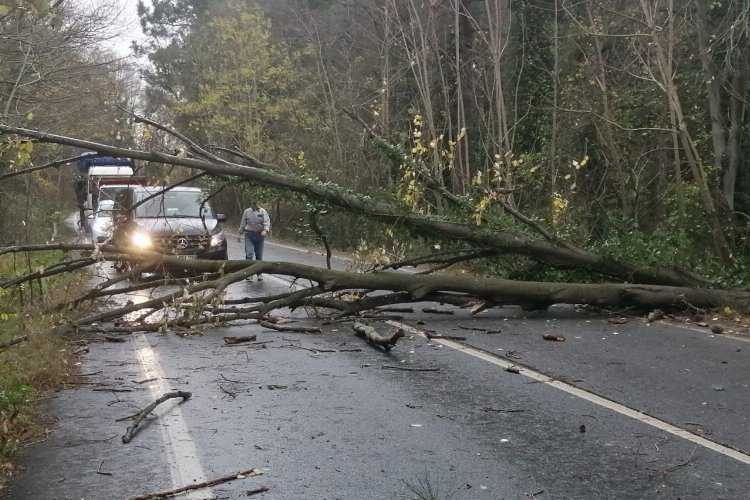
[216,213,227,222]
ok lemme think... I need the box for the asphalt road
[7,236,750,499]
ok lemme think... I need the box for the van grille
[154,234,210,253]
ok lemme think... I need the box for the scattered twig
[542,334,566,342]
[258,320,322,334]
[133,378,157,385]
[457,324,502,334]
[130,468,262,500]
[219,384,237,399]
[224,335,258,345]
[381,365,440,372]
[0,335,28,350]
[247,486,270,496]
[482,407,525,413]
[96,460,113,476]
[93,388,134,393]
[425,332,467,341]
[122,391,192,444]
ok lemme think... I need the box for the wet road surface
[7,237,750,499]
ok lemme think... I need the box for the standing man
[239,201,271,281]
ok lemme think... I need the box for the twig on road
[247,486,271,496]
[133,378,157,385]
[224,335,257,345]
[425,332,467,341]
[130,468,263,500]
[542,334,566,342]
[219,384,238,399]
[96,460,113,476]
[122,391,192,444]
[457,324,502,334]
[259,320,322,334]
[382,365,440,372]
[0,335,28,350]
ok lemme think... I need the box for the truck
[73,153,145,234]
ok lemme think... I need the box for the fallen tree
[0,123,713,287]
[6,245,744,335]
[3,245,748,332]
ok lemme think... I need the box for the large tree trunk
[113,252,750,314]
[0,124,714,288]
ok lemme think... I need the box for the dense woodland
[1,0,749,285]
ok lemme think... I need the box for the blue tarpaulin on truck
[76,153,133,174]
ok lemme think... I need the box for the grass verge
[0,250,88,493]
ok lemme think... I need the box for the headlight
[210,232,226,247]
[130,231,153,249]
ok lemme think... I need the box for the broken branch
[352,322,405,350]
[130,468,262,500]
[122,391,192,444]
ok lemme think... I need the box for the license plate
[177,254,196,260]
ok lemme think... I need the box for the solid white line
[657,320,750,344]
[233,240,750,465]
[390,321,750,466]
[133,334,211,498]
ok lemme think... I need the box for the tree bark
[113,252,750,313]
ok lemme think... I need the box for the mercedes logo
[176,237,190,250]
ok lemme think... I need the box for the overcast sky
[73,0,151,59]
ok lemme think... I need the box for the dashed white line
[390,321,750,466]
[133,334,211,498]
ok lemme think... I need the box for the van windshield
[135,191,213,218]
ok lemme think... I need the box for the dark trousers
[244,231,264,260]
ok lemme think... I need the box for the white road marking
[390,321,750,466]
[227,231,353,262]
[231,241,750,465]
[133,334,211,498]
[658,320,750,344]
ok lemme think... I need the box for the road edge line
[389,321,750,466]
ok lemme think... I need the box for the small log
[122,391,191,444]
[130,468,262,500]
[352,322,404,351]
[224,335,258,345]
[258,321,321,334]
[542,334,566,342]
[0,335,28,351]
